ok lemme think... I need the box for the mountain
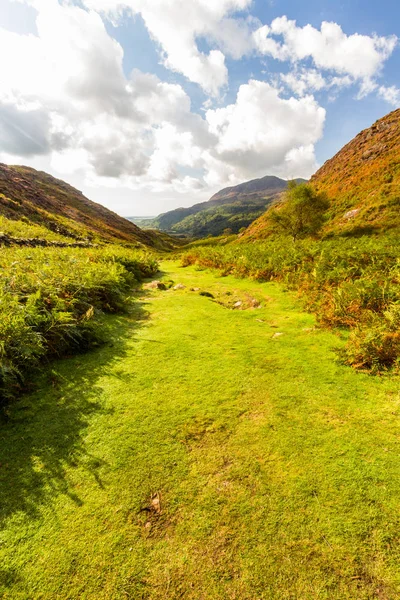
[243,109,400,240]
[0,164,172,248]
[310,108,400,235]
[131,175,305,238]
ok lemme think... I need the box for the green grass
[1,261,400,598]
[181,235,400,371]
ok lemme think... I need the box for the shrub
[341,304,400,372]
[0,245,159,407]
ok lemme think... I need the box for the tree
[269,181,329,241]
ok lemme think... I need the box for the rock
[173,284,186,290]
[233,301,242,308]
[249,297,261,308]
[272,332,284,339]
[362,143,387,160]
[199,291,214,298]
[190,287,200,292]
[144,280,166,290]
[343,208,360,220]
[150,493,161,513]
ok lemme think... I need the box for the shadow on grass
[0,296,150,528]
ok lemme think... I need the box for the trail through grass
[1,261,400,599]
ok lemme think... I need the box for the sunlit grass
[1,262,400,598]
[181,235,400,371]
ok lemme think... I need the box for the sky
[0,0,399,216]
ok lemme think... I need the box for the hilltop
[0,164,172,248]
[244,109,400,240]
[130,175,304,238]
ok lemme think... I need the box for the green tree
[269,181,329,241]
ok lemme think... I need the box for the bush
[340,303,400,372]
[0,245,158,406]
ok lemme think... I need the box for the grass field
[1,261,400,599]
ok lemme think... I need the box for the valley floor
[2,262,400,599]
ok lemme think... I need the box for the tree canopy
[269,182,329,241]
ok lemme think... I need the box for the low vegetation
[0,214,74,243]
[2,262,400,599]
[181,234,400,372]
[0,245,158,407]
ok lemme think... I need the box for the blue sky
[0,0,399,215]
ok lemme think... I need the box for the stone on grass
[144,280,166,290]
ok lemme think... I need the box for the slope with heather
[0,163,169,248]
[310,108,400,235]
[244,109,400,240]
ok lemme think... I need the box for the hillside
[310,108,400,235]
[131,176,303,238]
[244,109,400,240]
[0,163,165,248]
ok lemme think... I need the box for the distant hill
[133,175,305,238]
[243,109,400,240]
[0,164,174,248]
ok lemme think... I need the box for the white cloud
[0,102,51,155]
[279,68,355,97]
[0,1,212,188]
[1,0,398,215]
[254,17,397,94]
[378,85,400,107]
[0,0,328,198]
[205,80,325,183]
[280,69,327,96]
[82,0,253,96]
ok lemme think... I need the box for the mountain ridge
[130,175,306,238]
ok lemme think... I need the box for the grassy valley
[2,262,400,599]
[1,108,400,598]
[132,175,304,238]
